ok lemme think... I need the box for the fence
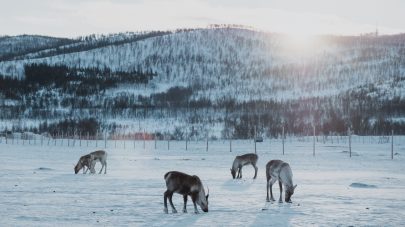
[0,130,402,160]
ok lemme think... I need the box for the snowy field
[1,137,405,226]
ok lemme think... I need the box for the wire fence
[0,130,402,160]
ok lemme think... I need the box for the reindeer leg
[253,164,258,179]
[163,190,169,214]
[99,161,104,174]
[269,178,276,201]
[168,192,177,213]
[191,194,199,214]
[239,167,243,179]
[90,161,96,174]
[183,195,188,213]
[99,164,103,174]
[104,161,107,174]
[266,178,270,202]
[278,181,283,203]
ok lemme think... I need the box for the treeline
[0,63,156,98]
[23,31,171,60]
[38,118,100,136]
[221,94,405,138]
[0,35,76,61]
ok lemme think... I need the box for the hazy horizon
[1,0,404,38]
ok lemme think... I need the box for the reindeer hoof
[194,211,199,214]
[279,200,283,203]
[163,208,168,214]
[172,209,177,214]
[183,209,187,213]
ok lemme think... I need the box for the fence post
[143,129,146,150]
[95,130,98,148]
[154,132,157,149]
[186,131,188,151]
[73,132,76,147]
[229,138,232,152]
[391,129,394,160]
[87,132,89,147]
[313,124,316,157]
[254,126,257,154]
[282,126,285,155]
[348,127,352,158]
[124,132,126,149]
[167,135,170,150]
[79,133,82,147]
[206,133,208,152]
[134,133,136,149]
[104,131,107,149]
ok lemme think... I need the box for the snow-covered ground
[1,137,404,226]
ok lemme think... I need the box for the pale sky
[1,0,404,37]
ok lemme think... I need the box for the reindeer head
[74,156,87,174]
[195,187,209,212]
[285,184,297,203]
[230,168,236,179]
[74,160,83,174]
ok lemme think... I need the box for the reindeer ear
[293,184,297,189]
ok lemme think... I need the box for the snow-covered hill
[1,28,404,102]
[0,35,73,60]
[0,27,404,136]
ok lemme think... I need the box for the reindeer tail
[164,172,171,181]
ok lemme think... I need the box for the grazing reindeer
[74,150,107,174]
[266,160,297,203]
[230,153,258,179]
[163,171,209,214]
[74,153,94,174]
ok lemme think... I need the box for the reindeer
[163,171,209,214]
[266,160,297,203]
[74,150,107,174]
[230,153,258,179]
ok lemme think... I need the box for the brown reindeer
[163,171,209,214]
[74,150,107,174]
[230,153,258,179]
[266,160,297,203]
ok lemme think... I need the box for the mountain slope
[0,35,74,61]
[0,28,405,136]
[1,28,404,102]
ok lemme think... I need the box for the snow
[0,137,405,226]
[1,29,403,103]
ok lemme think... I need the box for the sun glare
[280,33,318,55]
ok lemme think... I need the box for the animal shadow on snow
[255,202,302,226]
[158,208,201,227]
